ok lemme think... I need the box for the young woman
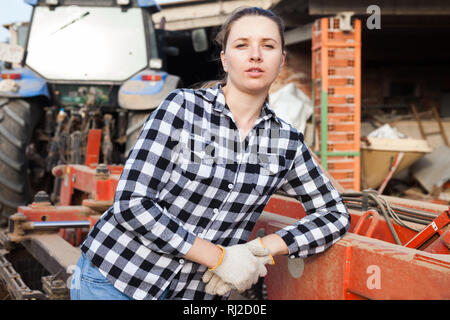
[70,7,350,300]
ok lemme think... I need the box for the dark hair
[216,6,285,53]
[198,6,285,89]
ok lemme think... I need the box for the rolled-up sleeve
[113,89,196,257]
[275,134,351,258]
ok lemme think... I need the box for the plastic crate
[312,17,361,191]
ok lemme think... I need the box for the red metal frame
[85,129,102,167]
[353,210,379,238]
[16,129,123,245]
[58,164,122,206]
[404,209,450,252]
[17,204,99,246]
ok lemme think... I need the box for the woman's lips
[245,67,264,77]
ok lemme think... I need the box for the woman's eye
[236,43,247,48]
[264,44,275,48]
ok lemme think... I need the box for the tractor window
[26,6,148,81]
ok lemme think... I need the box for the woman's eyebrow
[232,37,278,43]
[232,37,249,43]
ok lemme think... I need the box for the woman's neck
[222,84,267,127]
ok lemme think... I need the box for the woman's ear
[279,51,286,71]
[220,50,228,73]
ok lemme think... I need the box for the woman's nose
[249,46,263,62]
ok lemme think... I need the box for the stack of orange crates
[311,17,361,191]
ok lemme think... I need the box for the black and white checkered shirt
[81,83,350,300]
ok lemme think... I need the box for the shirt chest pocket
[177,136,217,181]
[253,153,285,195]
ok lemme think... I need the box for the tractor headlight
[149,58,162,70]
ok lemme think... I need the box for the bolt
[96,163,109,174]
[96,163,110,180]
[34,190,50,203]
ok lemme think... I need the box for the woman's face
[220,15,286,95]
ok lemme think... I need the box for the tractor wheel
[0,98,43,224]
[125,110,152,157]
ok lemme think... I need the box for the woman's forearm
[183,233,288,269]
[260,233,289,256]
[184,237,224,269]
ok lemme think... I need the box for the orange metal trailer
[254,194,449,300]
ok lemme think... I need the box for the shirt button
[228,183,234,190]
[179,259,184,264]
[213,208,219,214]
[236,154,242,161]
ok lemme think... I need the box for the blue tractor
[0,0,189,223]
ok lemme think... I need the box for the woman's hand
[202,237,276,295]
[207,243,272,293]
[202,270,232,295]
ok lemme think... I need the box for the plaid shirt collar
[199,83,282,126]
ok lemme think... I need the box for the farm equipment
[0,130,448,300]
[0,0,195,224]
[257,194,449,299]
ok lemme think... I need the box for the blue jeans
[70,252,169,300]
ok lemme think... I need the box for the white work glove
[206,243,271,293]
[202,270,233,296]
[202,238,275,295]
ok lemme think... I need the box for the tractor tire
[0,98,43,224]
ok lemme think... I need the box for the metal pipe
[342,193,438,218]
[320,90,328,169]
[316,151,361,157]
[28,220,91,230]
[367,193,402,245]
[337,191,402,243]
[280,190,434,221]
[341,196,437,220]
[388,204,438,220]
[345,204,429,225]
